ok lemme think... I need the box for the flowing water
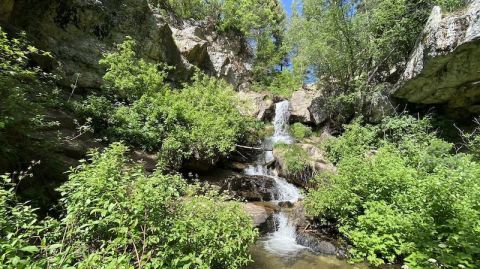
[244,101,364,269]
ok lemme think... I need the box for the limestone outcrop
[236,91,274,120]
[0,0,251,90]
[394,2,480,113]
[290,86,328,125]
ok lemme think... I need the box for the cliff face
[394,1,480,113]
[0,0,252,90]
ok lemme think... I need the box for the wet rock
[236,91,274,120]
[394,2,480,113]
[278,201,294,208]
[222,174,276,201]
[296,231,339,256]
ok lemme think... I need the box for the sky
[281,0,294,16]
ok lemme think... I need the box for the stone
[273,143,335,187]
[394,2,480,113]
[290,89,317,124]
[236,91,274,120]
[0,0,252,90]
[296,231,339,255]
[204,170,276,202]
[243,203,270,227]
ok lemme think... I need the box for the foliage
[274,143,310,176]
[99,36,169,103]
[1,144,258,268]
[0,28,59,172]
[253,69,303,98]
[306,115,480,268]
[74,38,260,168]
[288,0,467,91]
[110,72,259,167]
[0,171,45,268]
[290,123,313,140]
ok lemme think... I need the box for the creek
[243,101,365,269]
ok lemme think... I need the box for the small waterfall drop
[272,100,294,144]
[244,100,305,255]
[264,213,307,255]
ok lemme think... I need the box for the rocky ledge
[394,1,480,113]
[0,0,251,90]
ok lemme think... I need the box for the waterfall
[243,100,305,255]
[272,100,294,144]
[264,213,307,255]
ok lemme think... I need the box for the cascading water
[244,100,305,254]
[245,101,365,269]
[272,100,294,144]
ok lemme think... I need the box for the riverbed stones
[394,2,480,113]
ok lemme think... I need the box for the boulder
[296,231,339,256]
[289,85,331,125]
[221,174,276,201]
[394,2,480,113]
[243,203,271,227]
[236,91,274,120]
[290,89,317,124]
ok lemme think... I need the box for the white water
[272,100,294,144]
[264,213,307,255]
[244,100,305,255]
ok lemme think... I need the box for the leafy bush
[0,172,46,268]
[290,123,313,140]
[1,144,258,268]
[0,28,60,174]
[75,38,260,168]
[254,69,303,98]
[111,72,259,167]
[274,143,310,176]
[306,115,480,268]
[99,36,169,102]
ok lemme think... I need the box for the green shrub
[306,115,480,268]
[111,72,259,167]
[274,143,310,176]
[0,173,46,268]
[99,36,169,102]
[75,37,261,167]
[0,28,59,170]
[290,123,313,140]
[1,144,258,268]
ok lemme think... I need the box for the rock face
[236,91,274,120]
[0,0,251,89]
[171,20,252,89]
[221,174,276,201]
[394,2,480,113]
[290,85,330,125]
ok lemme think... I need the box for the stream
[244,101,365,269]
